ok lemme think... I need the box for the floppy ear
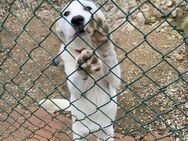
[56,18,65,42]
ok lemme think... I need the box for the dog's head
[56,0,105,42]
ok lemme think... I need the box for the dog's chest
[70,78,110,103]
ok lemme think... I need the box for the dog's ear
[56,19,65,42]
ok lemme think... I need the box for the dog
[40,0,121,140]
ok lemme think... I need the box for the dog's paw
[76,49,101,74]
[85,14,109,43]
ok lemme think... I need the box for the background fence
[0,0,188,140]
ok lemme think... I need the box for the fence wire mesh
[0,0,188,141]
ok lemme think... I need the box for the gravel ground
[0,0,188,140]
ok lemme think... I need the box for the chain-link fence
[0,0,188,140]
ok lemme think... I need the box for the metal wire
[0,0,187,140]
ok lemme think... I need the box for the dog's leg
[73,134,88,141]
[96,126,114,141]
[72,121,91,141]
[85,15,121,88]
[99,47,121,89]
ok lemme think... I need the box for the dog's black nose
[71,15,85,27]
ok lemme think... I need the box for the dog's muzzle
[71,15,85,34]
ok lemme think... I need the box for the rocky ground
[0,0,188,140]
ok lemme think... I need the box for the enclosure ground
[0,107,136,141]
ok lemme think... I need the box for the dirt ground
[0,1,188,141]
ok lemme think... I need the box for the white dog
[40,0,121,140]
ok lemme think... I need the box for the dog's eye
[84,6,92,11]
[63,11,70,16]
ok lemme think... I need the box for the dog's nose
[71,15,85,27]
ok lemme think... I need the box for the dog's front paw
[85,15,109,43]
[76,49,101,74]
